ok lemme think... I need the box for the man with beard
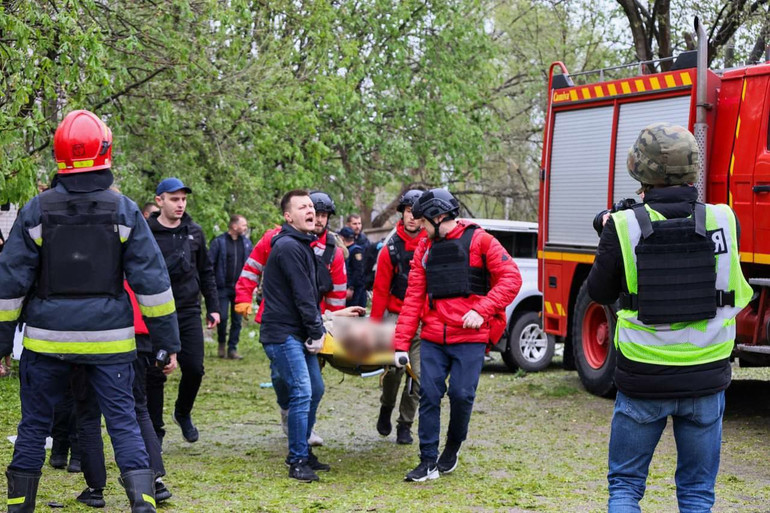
[370,190,427,445]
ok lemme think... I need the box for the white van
[466,219,553,372]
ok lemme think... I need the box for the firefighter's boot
[119,469,157,513]
[6,469,40,513]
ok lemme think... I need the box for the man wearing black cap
[147,178,220,444]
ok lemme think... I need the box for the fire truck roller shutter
[613,96,692,202]
[548,106,614,247]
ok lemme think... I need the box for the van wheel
[573,281,616,397]
[505,311,554,372]
[501,341,519,372]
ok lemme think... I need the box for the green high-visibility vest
[611,203,752,366]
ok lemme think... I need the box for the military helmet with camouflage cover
[627,122,699,194]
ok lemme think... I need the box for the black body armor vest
[37,188,123,299]
[425,225,489,301]
[622,203,723,324]
[315,232,336,296]
[387,235,414,301]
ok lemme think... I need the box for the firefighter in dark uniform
[0,110,181,513]
[340,227,367,307]
[393,189,521,482]
[587,123,752,511]
[370,190,427,444]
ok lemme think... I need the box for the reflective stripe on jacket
[0,183,180,363]
[612,203,752,366]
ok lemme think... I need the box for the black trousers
[75,352,166,488]
[147,308,205,432]
[51,386,79,460]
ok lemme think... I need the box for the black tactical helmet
[397,189,424,213]
[309,190,336,215]
[412,188,460,220]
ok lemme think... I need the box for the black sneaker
[308,449,330,472]
[284,450,330,472]
[289,459,320,482]
[155,478,172,502]
[404,460,439,482]
[67,458,81,473]
[77,487,106,508]
[437,444,461,474]
[49,453,68,469]
[172,412,199,443]
[377,405,393,436]
[396,423,413,445]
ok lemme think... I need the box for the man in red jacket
[234,190,346,446]
[393,189,521,482]
[370,190,427,445]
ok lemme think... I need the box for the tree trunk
[616,0,654,64]
[654,0,673,71]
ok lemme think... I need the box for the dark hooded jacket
[259,223,325,344]
[147,212,219,315]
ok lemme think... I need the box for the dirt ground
[1,330,769,512]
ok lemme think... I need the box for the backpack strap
[322,232,336,265]
[632,203,654,240]
[387,235,401,271]
[693,202,707,237]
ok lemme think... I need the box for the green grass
[2,328,770,512]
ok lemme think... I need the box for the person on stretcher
[321,306,395,362]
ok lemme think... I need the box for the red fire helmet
[53,110,112,174]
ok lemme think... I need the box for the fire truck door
[749,76,770,261]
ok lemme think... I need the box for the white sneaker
[280,408,289,436]
[308,430,324,446]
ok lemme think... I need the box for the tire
[505,311,555,372]
[573,281,616,397]
[500,339,519,372]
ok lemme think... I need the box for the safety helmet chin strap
[427,215,455,240]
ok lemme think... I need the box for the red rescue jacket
[393,221,521,351]
[370,221,427,320]
[234,226,347,322]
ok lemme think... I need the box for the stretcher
[317,333,419,392]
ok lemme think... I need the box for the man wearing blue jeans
[392,189,521,482]
[258,190,328,483]
[587,123,752,512]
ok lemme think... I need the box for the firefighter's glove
[394,351,409,368]
[234,303,253,318]
[306,336,324,355]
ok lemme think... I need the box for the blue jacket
[208,232,253,291]
[0,181,181,364]
[259,224,325,344]
[345,243,365,291]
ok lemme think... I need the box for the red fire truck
[538,20,770,396]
